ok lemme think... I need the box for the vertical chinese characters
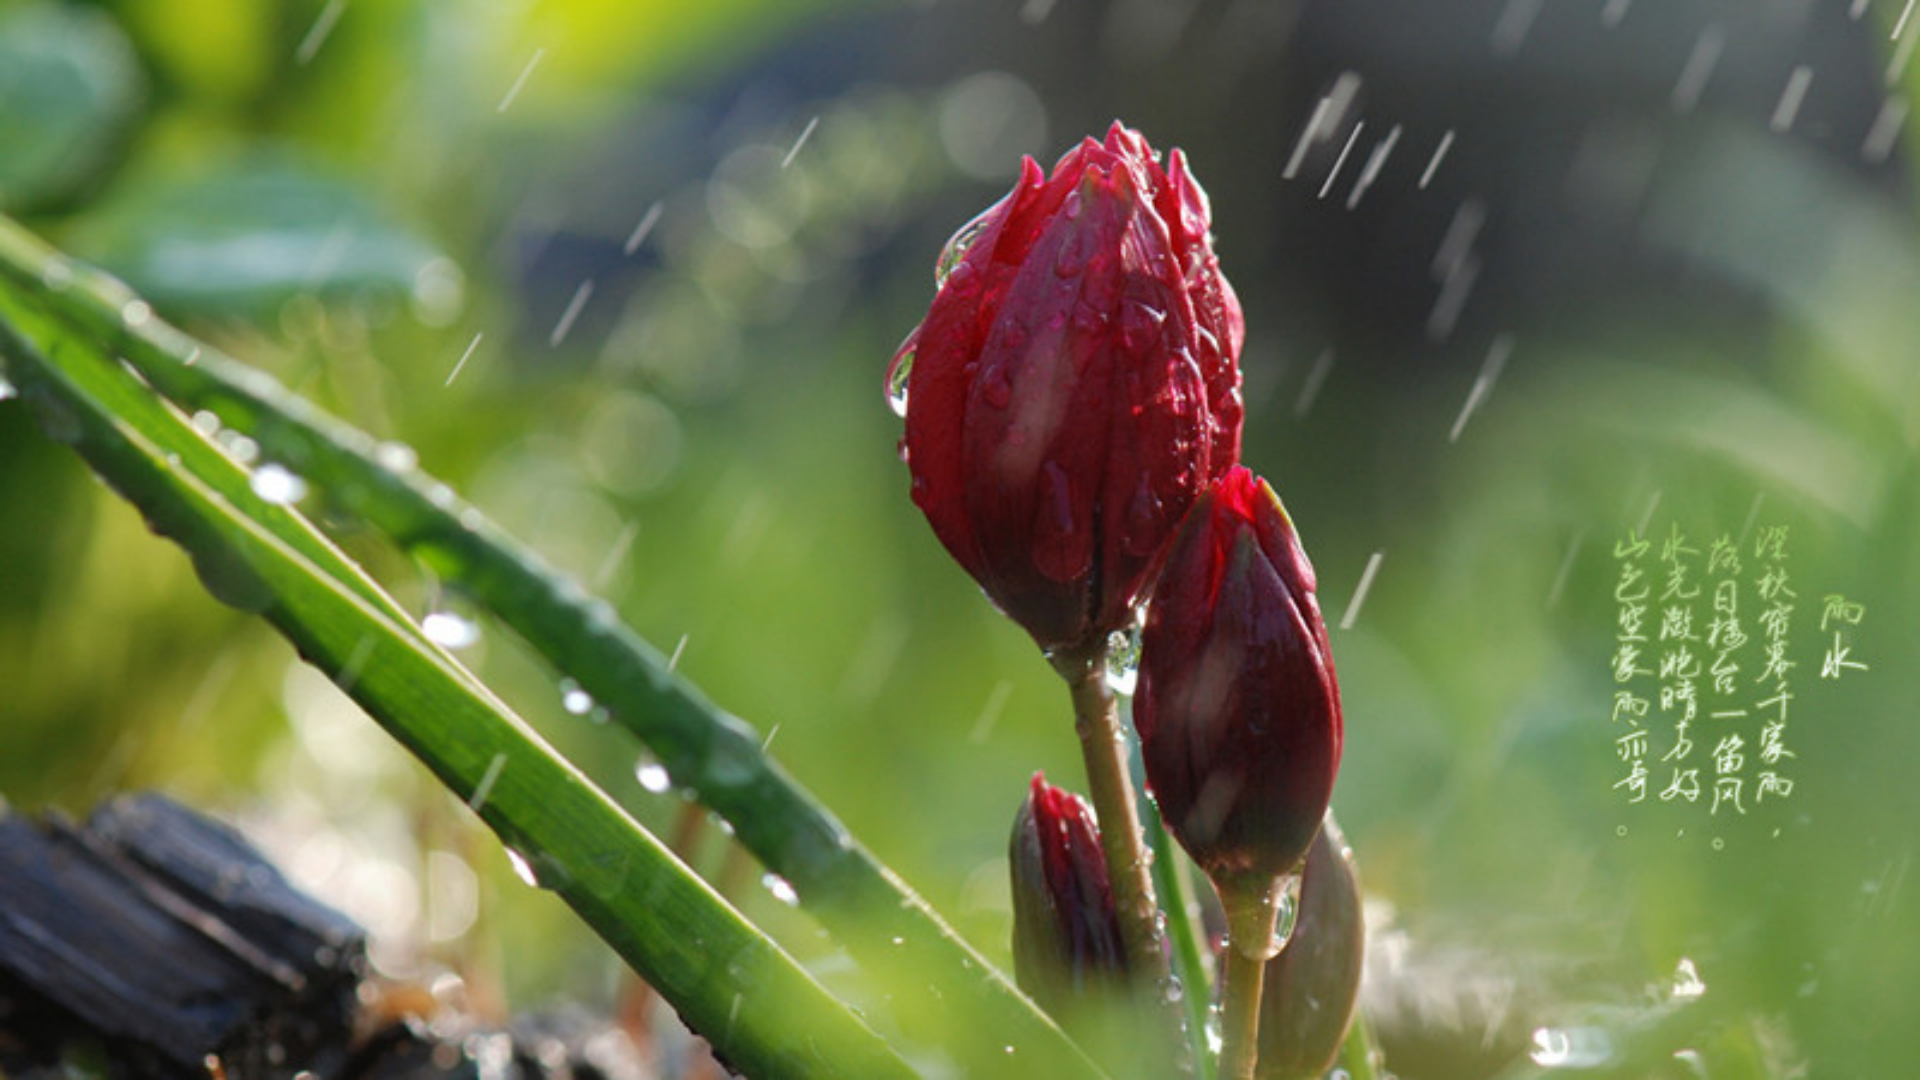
[1657,525,1702,806]
[1611,531,1652,803]
[1751,526,1795,807]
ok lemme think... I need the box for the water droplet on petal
[422,611,480,649]
[1063,190,1083,219]
[936,205,998,287]
[886,330,918,419]
[636,759,672,794]
[761,872,799,906]
[559,678,594,715]
[1031,462,1091,582]
[981,364,1014,410]
[1121,478,1166,557]
[250,463,308,506]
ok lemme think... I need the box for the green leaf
[0,3,145,212]
[66,156,459,318]
[0,211,1105,1076]
[0,289,915,1080]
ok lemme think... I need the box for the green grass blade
[0,311,918,1080]
[0,213,1104,1078]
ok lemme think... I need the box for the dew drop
[1270,872,1304,954]
[890,935,906,946]
[1529,1027,1613,1068]
[981,364,1014,410]
[250,463,308,506]
[375,441,419,472]
[505,848,539,887]
[219,430,260,464]
[1671,957,1707,1001]
[41,258,73,291]
[559,678,594,715]
[636,759,672,794]
[1104,622,1142,696]
[936,206,998,287]
[761,873,799,906]
[1063,190,1083,219]
[1161,975,1184,1004]
[886,331,917,419]
[0,374,15,402]
[422,611,480,650]
[121,299,153,328]
[190,410,221,436]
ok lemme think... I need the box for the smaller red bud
[1134,465,1343,897]
[1257,815,1366,1079]
[1009,772,1128,1009]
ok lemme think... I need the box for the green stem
[1144,783,1215,1080]
[1333,1008,1383,1080]
[1054,644,1169,985]
[1218,880,1284,1080]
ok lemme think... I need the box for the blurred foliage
[3,0,1919,1075]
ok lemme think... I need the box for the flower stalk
[1218,876,1289,1080]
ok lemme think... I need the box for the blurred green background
[2,0,1916,1074]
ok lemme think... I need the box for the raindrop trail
[969,679,1015,744]
[1863,97,1907,161]
[1294,348,1335,417]
[1636,490,1664,537]
[1340,552,1384,631]
[294,0,347,66]
[1602,0,1632,27]
[1427,252,1480,340]
[1432,198,1486,282]
[1449,333,1514,442]
[1285,72,1362,179]
[1318,121,1366,200]
[1897,0,1916,41]
[1491,0,1543,55]
[1888,20,1919,83]
[623,202,663,256]
[593,520,640,589]
[1736,491,1766,546]
[762,722,781,752]
[468,752,507,811]
[446,331,483,386]
[1772,66,1814,133]
[550,279,594,347]
[1347,124,1402,209]
[1547,530,1586,610]
[1671,26,1725,114]
[498,47,545,113]
[1418,129,1454,189]
[781,116,820,169]
[667,632,689,673]
[1852,0,1871,21]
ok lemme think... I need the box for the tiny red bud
[1009,772,1128,1008]
[1258,815,1365,1078]
[894,122,1244,654]
[1134,466,1343,895]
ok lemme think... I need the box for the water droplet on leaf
[422,611,480,649]
[250,463,308,506]
[761,873,799,906]
[636,759,672,794]
[559,678,594,715]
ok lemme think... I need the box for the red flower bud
[1009,772,1128,1007]
[1134,466,1343,894]
[1258,815,1365,1078]
[892,122,1244,654]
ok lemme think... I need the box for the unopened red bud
[1134,466,1343,896]
[1009,772,1127,1008]
[892,122,1244,655]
